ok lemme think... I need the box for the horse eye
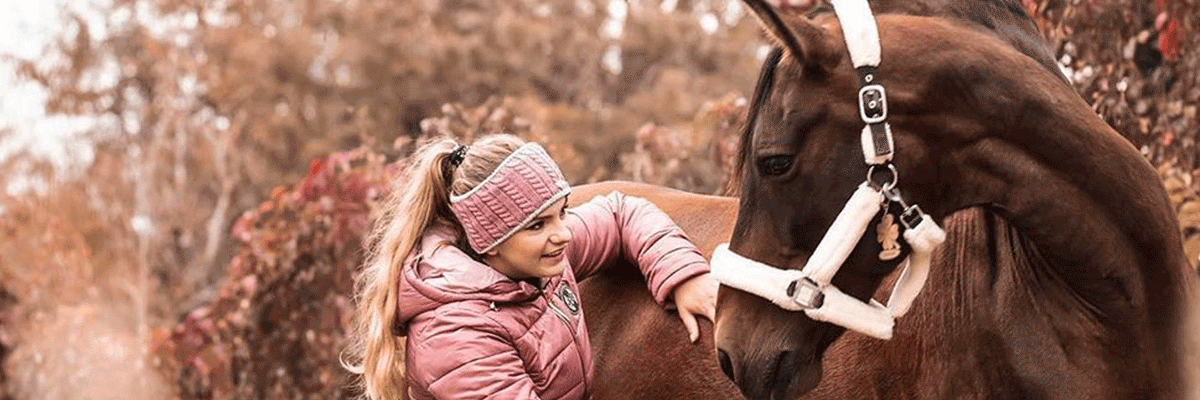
[757,155,794,176]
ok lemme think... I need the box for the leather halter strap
[710,0,946,340]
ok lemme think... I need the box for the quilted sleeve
[564,191,709,304]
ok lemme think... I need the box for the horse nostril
[769,350,796,400]
[718,348,735,382]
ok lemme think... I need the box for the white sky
[0,0,103,173]
[0,0,745,182]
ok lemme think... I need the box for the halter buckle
[900,204,925,229]
[787,277,825,309]
[859,85,888,124]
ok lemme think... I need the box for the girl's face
[483,198,573,280]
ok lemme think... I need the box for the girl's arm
[564,191,709,305]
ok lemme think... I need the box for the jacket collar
[395,224,556,330]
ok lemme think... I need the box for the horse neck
[915,205,1193,397]
[913,64,1191,389]
[865,0,1066,82]
[898,207,1104,397]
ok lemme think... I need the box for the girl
[346,134,717,400]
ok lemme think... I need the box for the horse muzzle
[715,292,830,400]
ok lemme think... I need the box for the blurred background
[0,0,1193,399]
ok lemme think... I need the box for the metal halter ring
[867,163,898,191]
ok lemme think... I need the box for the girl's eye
[527,221,544,231]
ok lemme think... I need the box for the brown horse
[572,1,1200,399]
[569,182,743,399]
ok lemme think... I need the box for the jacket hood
[395,225,543,334]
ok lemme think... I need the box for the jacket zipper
[546,295,571,327]
[545,288,589,398]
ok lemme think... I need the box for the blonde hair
[343,134,526,400]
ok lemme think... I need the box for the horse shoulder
[571,181,743,399]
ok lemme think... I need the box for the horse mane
[889,206,1111,398]
[724,48,783,197]
[724,0,1063,197]
[867,0,1064,81]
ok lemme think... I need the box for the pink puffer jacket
[396,191,709,400]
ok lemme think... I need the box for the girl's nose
[551,222,572,244]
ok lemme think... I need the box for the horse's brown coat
[569,182,743,399]
[573,2,1200,399]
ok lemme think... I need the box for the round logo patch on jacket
[557,284,580,315]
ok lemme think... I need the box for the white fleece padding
[802,183,884,285]
[884,215,944,317]
[860,125,894,165]
[711,243,808,311]
[709,189,945,340]
[712,242,896,338]
[830,0,881,68]
[903,215,946,253]
[804,286,894,340]
[884,255,924,318]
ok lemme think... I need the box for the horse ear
[740,0,839,73]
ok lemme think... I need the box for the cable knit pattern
[450,143,571,253]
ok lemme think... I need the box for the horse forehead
[752,85,837,149]
[750,99,793,151]
[776,79,813,106]
[750,108,794,151]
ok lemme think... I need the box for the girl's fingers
[679,309,700,343]
[673,273,719,342]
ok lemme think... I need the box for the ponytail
[343,134,526,399]
[344,138,457,400]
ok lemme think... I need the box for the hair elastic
[448,144,469,167]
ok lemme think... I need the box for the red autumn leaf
[1158,17,1181,62]
[1022,0,1038,16]
[299,158,331,201]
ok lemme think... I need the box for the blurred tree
[7,0,765,319]
[3,0,765,398]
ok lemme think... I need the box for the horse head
[713,1,1189,399]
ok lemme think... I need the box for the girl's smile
[483,197,573,280]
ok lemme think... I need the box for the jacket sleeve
[407,308,542,400]
[564,191,710,304]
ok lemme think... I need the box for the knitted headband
[449,143,572,254]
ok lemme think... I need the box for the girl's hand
[672,273,718,343]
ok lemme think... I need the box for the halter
[710,0,946,340]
